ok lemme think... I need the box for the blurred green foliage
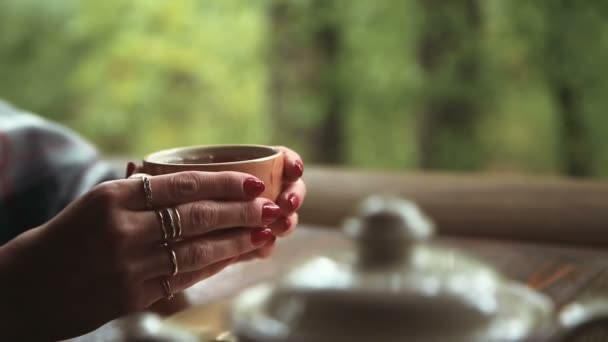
[1,0,607,177]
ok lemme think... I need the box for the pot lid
[232,196,552,342]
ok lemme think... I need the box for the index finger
[124,171,266,210]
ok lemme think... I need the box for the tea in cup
[143,144,284,200]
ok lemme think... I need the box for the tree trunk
[312,3,343,164]
[416,0,484,170]
[268,0,343,164]
[268,0,290,147]
[555,85,591,177]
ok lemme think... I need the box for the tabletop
[67,224,608,341]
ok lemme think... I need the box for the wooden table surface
[67,224,608,342]
[299,167,608,246]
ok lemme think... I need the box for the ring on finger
[163,242,178,276]
[163,208,177,240]
[129,173,153,209]
[155,210,169,241]
[171,207,183,240]
[163,207,182,240]
[161,278,174,300]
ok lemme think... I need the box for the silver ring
[155,210,168,241]
[163,242,178,276]
[142,175,153,209]
[128,173,153,209]
[172,207,183,239]
[161,278,174,300]
[163,207,183,240]
[163,208,177,240]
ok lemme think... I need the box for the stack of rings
[130,173,181,300]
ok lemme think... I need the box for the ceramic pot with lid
[231,196,555,342]
[121,196,608,342]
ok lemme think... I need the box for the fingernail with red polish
[244,178,265,197]
[266,235,277,246]
[262,202,281,224]
[287,193,300,211]
[293,160,304,178]
[125,162,136,178]
[251,228,273,245]
[279,216,291,233]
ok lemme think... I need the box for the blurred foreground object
[300,168,608,246]
[120,313,199,342]
[231,196,556,342]
[120,313,234,342]
[117,196,608,342]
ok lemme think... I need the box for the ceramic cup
[143,144,284,200]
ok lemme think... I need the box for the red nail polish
[251,228,273,245]
[125,162,136,178]
[287,193,300,211]
[244,178,265,197]
[279,216,291,232]
[266,235,277,246]
[293,160,304,178]
[262,202,281,224]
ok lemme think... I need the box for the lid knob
[344,196,434,270]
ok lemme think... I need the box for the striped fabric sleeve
[0,100,119,244]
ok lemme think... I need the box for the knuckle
[171,171,202,199]
[230,235,249,254]
[217,171,241,194]
[190,202,220,229]
[89,181,121,207]
[186,242,213,268]
[239,202,259,225]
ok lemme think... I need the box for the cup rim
[143,144,282,166]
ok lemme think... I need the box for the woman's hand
[0,171,286,340]
[126,146,306,261]
[236,146,306,261]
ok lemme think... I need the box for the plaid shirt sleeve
[0,100,119,244]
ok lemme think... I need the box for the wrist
[0,226,46,339]
[0,244,21,339]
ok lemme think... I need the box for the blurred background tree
[1,0,607,177]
